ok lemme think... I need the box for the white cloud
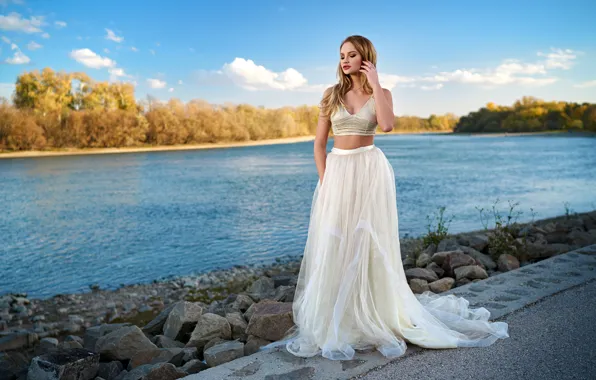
[70,48,116,69]
[147,78,166,88]
[103,48,110,54]
[221,57,308,91]
[377,48,577,91]
[168,88,174,92]
[105,28,123,43]
[54,21,67,28]
[538,48,577,70]
[108,67,126,77]
[27,40,41,50]
[573,80,596,89]
[1,35,10,43]
[178,80,183,85]
[149,49,155,55]
[131,46,138,52]
[5,42,29,64]
[0,12,44,33]
[108,67,132,82]
[41,32,49,39]
[420,83,444,91]
[378,73,417,91]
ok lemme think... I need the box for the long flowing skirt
[261,144,509,360]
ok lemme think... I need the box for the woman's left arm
[361,61,394,132]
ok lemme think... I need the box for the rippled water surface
[1,133,594,298]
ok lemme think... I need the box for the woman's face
[340,42,362,75]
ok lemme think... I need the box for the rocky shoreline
[1,210,595,379]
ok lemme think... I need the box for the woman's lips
[343,65,351,69]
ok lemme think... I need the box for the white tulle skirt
[261,144,509,360]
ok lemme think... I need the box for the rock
[404,268,439,282]
[154,335,185,349]
[243,299,277,321]
[415,253,432,268]
[247,276,275,302]
[204,340,244,367]
[0,351,29,380]
[127,348,183,370]
[97,361,124,380]
[143,362,187,380]
[245,302,294,342]
[441,252,476,278]
[0,331,38,351]
[95,325,158,361]
[409,279,429,294]
[230,294,254,313]
[545,231,570,244]
[28,348,99,380]
[437,238,459,252]
[517,225,548,238]
[204,337,226,352]
[429,277,455,293]
[185,313,232,353]
[402,256,416,270]
[58,340,84,350]
[458,246,497,270]
[497,254,520,272]
[271,273,294,287]
[273,286,295,303]
[454,278,472,287]
[457,234,489,252]
[112,364,153,380]
[526,243,572,260]
[226,312,248,342]
[64,335,84,344]
[84,323,132,351]
[181,359,208,375]
[206,301,227,317]
[163,301,204,342]
[422,243,438,255]
[142,302,177,336]
[453,265,489,281]
[567,229,595,247]
[179,347,199,364]
[425,262,445,278]
[244,335,272,356]
[39,337,59,352]
[431,249,463,266]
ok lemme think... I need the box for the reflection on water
[1,134,595,298]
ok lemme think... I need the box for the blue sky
[1,0,595,117]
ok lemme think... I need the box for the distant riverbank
[0,130,444,160]
[1,129,591,160]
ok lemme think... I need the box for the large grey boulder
[95,325,158,361]
[28,348,99,380]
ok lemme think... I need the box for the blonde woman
[263,35,509,360]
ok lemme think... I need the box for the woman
[262,35,509,361]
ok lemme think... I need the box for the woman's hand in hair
[359,61,380,88]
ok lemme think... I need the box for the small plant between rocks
[476,198,527,261]
[422,206,454,249]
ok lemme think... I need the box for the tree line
[0,68,592,152]
[454,96,596,133]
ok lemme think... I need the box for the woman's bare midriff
[332,135,375,149]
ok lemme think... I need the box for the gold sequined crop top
[330,95,378,136]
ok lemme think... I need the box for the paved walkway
[182,244,596,380]
[358,278,596,380]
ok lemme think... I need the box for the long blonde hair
[320,35,378,118]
